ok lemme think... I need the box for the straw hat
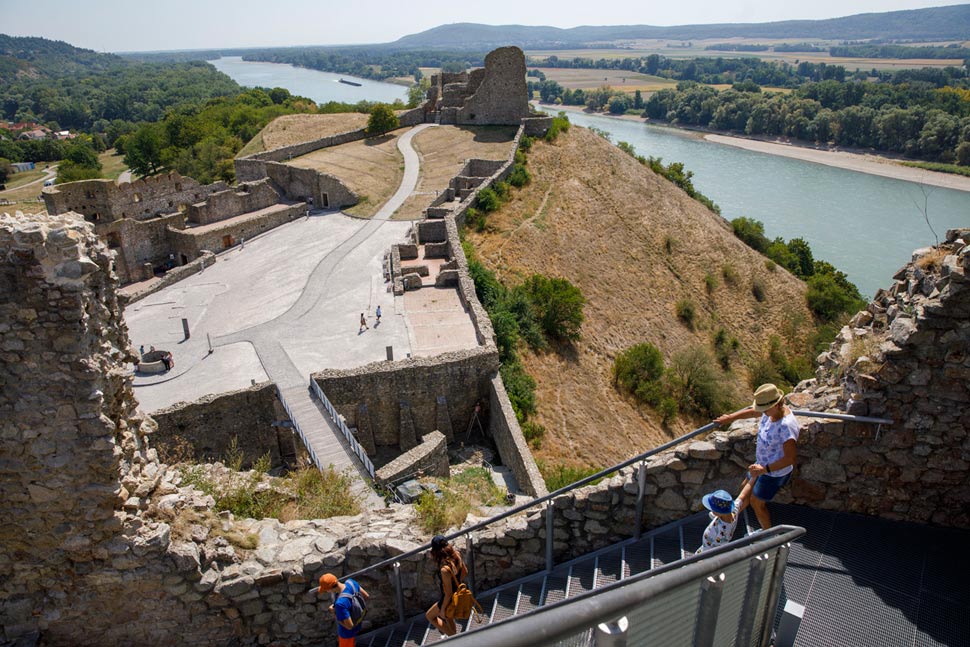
[752,383,785,412]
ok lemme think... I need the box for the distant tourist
[317,572,369,647]
[359,313,368,332]
[696,487,748,553]
[375,305,382,324]
[714,383,799,530]
[139,345,144,356]
[426,535,468,637]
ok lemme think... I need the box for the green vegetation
[675,299,697,328]
[645,79,970,165]
[545,112,571,142]
[414,467,506,533]
[901,160,970,177]
[730,217,865,321]
[55,139,102,183]
[122,88,317,183]
[612,138,721,214]
[537,460,603,492]
[178,438,361,522]
[366,103,400,134]
[613,342,734,421]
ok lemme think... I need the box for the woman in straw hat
[714,383,799,530]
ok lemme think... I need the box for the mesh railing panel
[625,579,703,646]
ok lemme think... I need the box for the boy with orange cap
[317,573,369,646]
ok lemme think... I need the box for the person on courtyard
[695,483,751,553]
[317,572,369,647]
[359,312,368,333]
[425,535,468,637]
[714,383,799,530]
[375,305,382,325]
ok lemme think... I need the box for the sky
[1,0,966,53]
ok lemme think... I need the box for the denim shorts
[749,471,791,501]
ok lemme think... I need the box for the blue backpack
[339,584,367,628]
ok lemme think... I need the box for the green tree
[0,157,11,183]
[521,274,585,343]
[366,103,399,135]
[633,90,643,110]
[407,78,431,109]
[613,343,665,404]
[124,124,165,176]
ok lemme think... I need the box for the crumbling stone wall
[238,161,357,209]
[151,383,299,469]
[374,431,450,487]
[167,202,306,261]
[434,47,531,126]
[185,179,281,225]
[312,349,500,458]
[43,172,226,223]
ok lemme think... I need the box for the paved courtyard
[126,124,480,414]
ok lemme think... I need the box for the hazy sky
[1,0,965,52]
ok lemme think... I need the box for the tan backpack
[444,567,483,620]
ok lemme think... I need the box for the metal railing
[340,409,892,624]
[443,525,805,647]
[275,385,323,472]
[310,379,376,478]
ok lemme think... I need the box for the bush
[613,343,665,404]
[415,467,506,533]
[522,421,546,448]
[704,272,718,293]
[545,112,571,142]
[675,299,697,328]
[476,187,501,213]
[806,273,860,320]
[537,461,601,492]
[658,397,679,424]
[508,163,531,187]
[466,206,487,232]
[521,274,585,342]
[519,135,535,152]
[752,278,767,302]
[712,327,739,369]
[666,346,727,417]
[366,103,399,134]
[722,264,740,286]
[731,216,769,252]
[501,361,537,422]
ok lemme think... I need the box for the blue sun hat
[702,490,735,515]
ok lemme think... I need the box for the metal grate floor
[768,503,970,647]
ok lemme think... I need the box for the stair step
[653,529,682,568]
[381,625,411,647]
[490,587,519,623]
[542,568,570,606]
[464,594,496,632]
[401,620,429,646]
[597,547,625,586]
[517,579,544,614]
[570,560,597,596]
[624,537,652,577]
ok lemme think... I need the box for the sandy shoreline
[543,103,970,194]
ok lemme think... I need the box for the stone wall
[151,383,298,469]
[185,179,281,225]
[488,376,548,497]
[106,211,185,282]
[434,47,531,127]
[168,203,306,261]
[374,431,450,487]
[243,161,358,209]
[312,349,500,457]
[120,250,216,306]
[43,172,226,223]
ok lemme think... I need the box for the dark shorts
[749,471,791,501]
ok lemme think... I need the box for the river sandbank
[542,103,970,194]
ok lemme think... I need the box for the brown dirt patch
[465,126,816,469]
[392,125,517,220]
[534,68,677,92]
[287,132,404,218]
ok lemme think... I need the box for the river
[212,57,968,297]
[211,56,408,105]
[541,109,970,298]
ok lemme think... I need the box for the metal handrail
[442,525,806,646]
[343,408,892,584]
[310,379,376,477]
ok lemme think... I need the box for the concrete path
[127,124,437,505]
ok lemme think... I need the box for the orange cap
[318,573,338,593]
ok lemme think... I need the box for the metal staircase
[357,512,791,647]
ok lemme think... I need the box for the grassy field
[3,167,47,190]
[533,68,677,92]
[526,39,964,71]
[99,149,128,180]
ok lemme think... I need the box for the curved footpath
[127,123,437,504]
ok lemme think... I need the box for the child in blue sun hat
[696,484,750,553]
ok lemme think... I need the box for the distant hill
[0,34,124,83]
[391,5,970,50]
[465,126,817,468]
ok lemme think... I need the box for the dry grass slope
[465,126,816,468]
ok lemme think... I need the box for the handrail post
[734,553,769,646]
[758,542,791,647]
[465,534,476,594]
[393,561,405,623]
[545,500,555,573]
[634,459,647,540]
[693,573,726,647]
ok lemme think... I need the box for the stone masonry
[435,47,531,126]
